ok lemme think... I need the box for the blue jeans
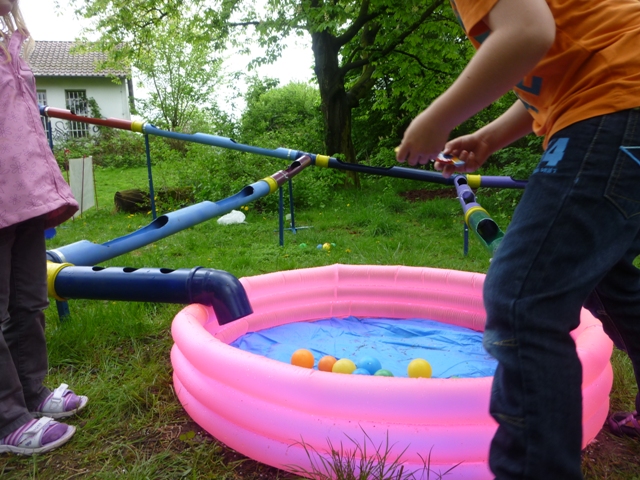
[483,108,640,479]
[0,215,51,438]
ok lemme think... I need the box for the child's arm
[396,0,555,166]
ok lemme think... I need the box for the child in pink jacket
[0,0,88,455]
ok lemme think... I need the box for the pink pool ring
[171,264,613,479]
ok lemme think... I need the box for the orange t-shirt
[450,0,640,146]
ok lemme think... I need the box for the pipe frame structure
[42,107,521,262]
[47,156,312,266]
[40,106,527,190]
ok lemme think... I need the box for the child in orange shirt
[397,0,640,477]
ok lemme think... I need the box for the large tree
[69,0,468,177]
[247,0,468,185]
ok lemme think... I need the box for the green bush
[53,130,146,169]
[163,81,346,211]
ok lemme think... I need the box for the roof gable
[30,41,129,78]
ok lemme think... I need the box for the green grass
[1,165,639,479]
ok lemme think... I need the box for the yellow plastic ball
[407,358,432,378]
[318,355,338,372]
[290,349,315,369]
[332,358,357,374]
[322,242,331,251]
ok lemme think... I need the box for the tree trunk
[311,30,360,188]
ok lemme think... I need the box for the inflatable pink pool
[171,264,613,479]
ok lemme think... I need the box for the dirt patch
[155,416,299,479]
[581,425,640,478]
[399,189,457,202]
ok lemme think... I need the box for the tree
[247,0,471,185]
[69,0,229,132]
[134,19,223,131]
[240,79,324,154]
[70,0,472,184]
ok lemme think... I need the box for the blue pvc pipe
[53,265,252,324]
[140,125,528,190]
[454,176,505,256]
[318,157,526,189]
[48,181,271,266]
[143,125,300,161]
[47,157,313,266]
[473,176,528,189]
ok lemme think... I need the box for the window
[37,90,50,137]
[65,90,90,138]
[37,90,47,106]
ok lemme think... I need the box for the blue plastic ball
[353,368,371,375]
[356,356,382,375]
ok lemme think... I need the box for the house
[29,41,134,140]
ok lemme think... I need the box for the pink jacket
[0,31,78,230]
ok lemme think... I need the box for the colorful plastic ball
[299,243,307,248]
[290,349,315,369]
[407,358,432,378]
[356,355,382,375]
[322,242,331,251]
[317,244,323,249]
[318,355,337,372]
[353,368,371,375]
[374,369,394,377]
[332,358,357,374]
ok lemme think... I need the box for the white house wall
[36,76,131,121]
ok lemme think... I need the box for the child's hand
[395,110,451,166]
[436,133,493,177]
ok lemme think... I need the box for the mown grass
[1,164,639,479]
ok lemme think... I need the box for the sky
[19,0,316,108]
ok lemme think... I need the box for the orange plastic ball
[318,355,337,372]
[290,349,315,368]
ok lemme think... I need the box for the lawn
[1,164,639,479]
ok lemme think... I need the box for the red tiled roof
[29,41,129,78]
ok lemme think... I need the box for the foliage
[239,0,526,180]
[239,79,324,152]
[133,18,225,131]
[68,0,234,65]
[52,129,146,170]
[163,81,346,211]
[69,0,229,132]
[288,429,459,480]
[68,0,492,170]
[92,130,148,168]
[349,3,471,160]
[68,0,543,189]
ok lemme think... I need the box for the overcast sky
[20,0,315,101]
